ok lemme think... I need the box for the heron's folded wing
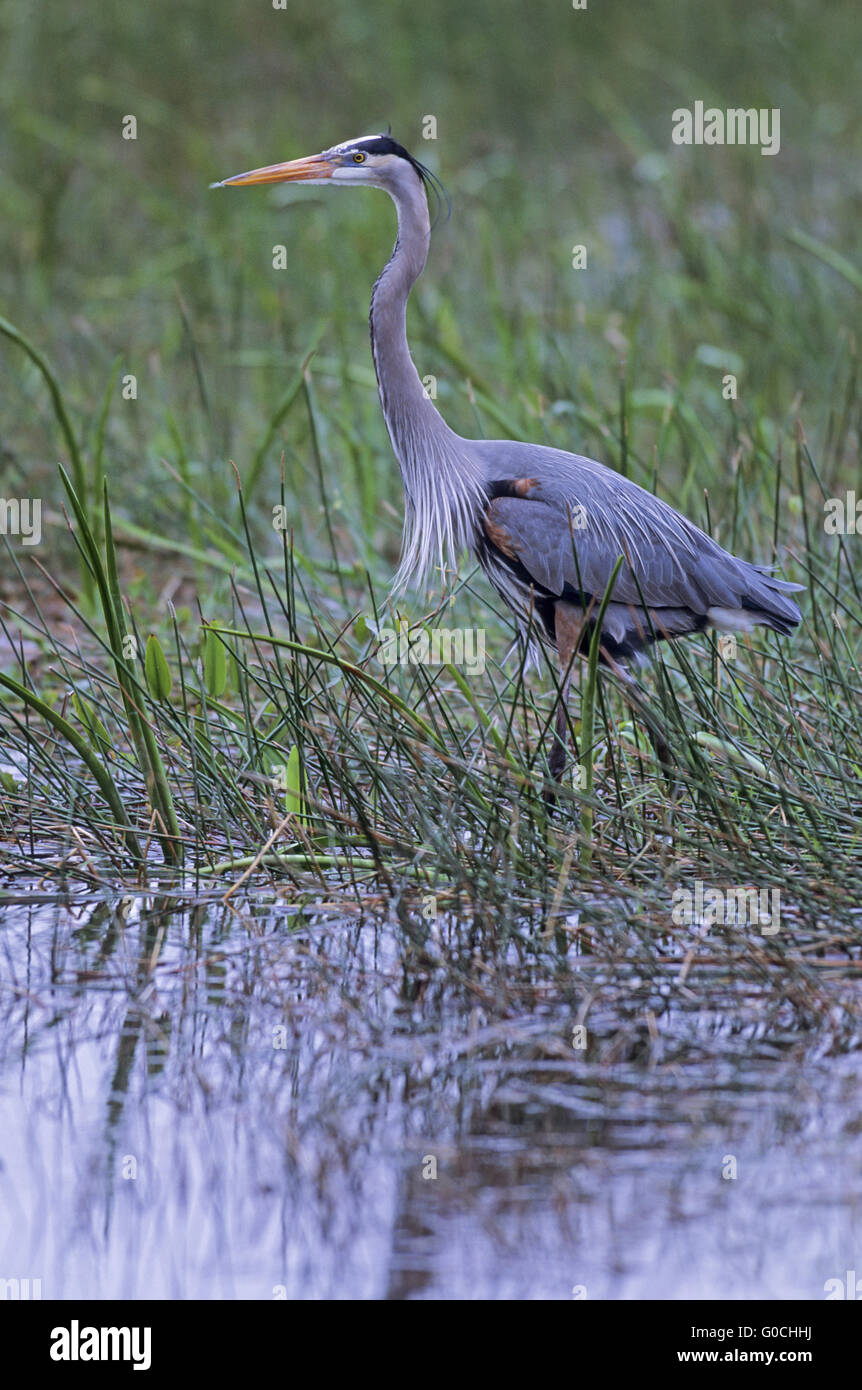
[483,494,741,612]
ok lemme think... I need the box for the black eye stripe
[352,136,409,159]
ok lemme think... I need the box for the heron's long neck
[370,176,484,589]
[369,181,449,461]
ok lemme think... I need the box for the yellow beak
[210,153,335,188]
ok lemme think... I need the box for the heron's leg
[603,654,675,774]
[547,604,583,786]
[548,672,572,783]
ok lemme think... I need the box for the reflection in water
[0,892,860,1299]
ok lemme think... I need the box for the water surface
[1,891,860,1299]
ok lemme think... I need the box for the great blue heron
[213,133,803,782]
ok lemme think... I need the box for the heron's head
[213,133,426,193]
[211,133,447,218]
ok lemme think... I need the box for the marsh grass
[1,360,860,958]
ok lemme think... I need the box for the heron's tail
[726,567,805,636]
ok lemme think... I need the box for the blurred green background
[1,0,859,579]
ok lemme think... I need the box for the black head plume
[352,132,451,227]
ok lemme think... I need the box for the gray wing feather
[474,439,802,627]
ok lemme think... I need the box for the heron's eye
[352,151,366,164]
